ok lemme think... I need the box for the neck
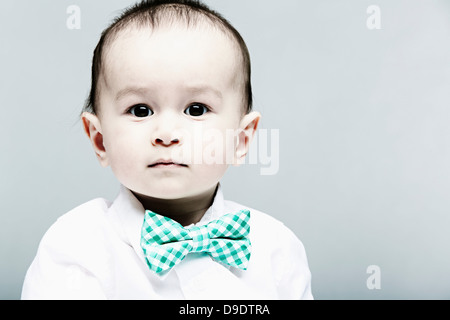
[132,185,218,226]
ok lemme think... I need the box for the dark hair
[83,0,252,115]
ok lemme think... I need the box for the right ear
[81,112,109,167]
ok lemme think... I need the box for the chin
[140,184,193,200]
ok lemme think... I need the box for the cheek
[202,129,236,165]
[102,124,146,172]
[190,163,229,187]
[196,120,240,165]
[175,123,237,165]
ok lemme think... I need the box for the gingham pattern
[140,209,251,274]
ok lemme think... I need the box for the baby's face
[87,25,255,199]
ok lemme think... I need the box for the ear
[81,112,109,167]
[234,111,261,166]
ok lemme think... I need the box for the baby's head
[82,0,260,200]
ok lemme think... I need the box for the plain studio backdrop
[1,0,450,299]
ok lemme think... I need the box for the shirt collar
[108,183,226,264]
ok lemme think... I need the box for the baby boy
[22,0,312,299]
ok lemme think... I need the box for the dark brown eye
[129,104,153,117]
[184,103,209,117]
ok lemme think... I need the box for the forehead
[100,23,243,101]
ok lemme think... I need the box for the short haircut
[83,0,253,115]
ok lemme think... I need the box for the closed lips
[148,161,188,167]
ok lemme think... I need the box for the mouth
[148,160,188,168]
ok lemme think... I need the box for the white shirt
[22,185,313,300]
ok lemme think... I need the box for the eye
[184,103,209,117]
[128,104,153,117]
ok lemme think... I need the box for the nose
[151,121,181,147]
[151,111,183,147]
[153,137,180,146]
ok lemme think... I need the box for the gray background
[1,0,450,299]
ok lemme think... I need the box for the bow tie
[140,209,252,274]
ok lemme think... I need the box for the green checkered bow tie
[140,209,251,274]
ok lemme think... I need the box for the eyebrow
[115,85,223,101]
[185,85,223,100]
[115,87,149,101]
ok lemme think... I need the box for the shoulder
[23,198,114,299]
[38,198,112,263]
[225,200,313,299]
[58,197,111,225]
[45,198,110,239]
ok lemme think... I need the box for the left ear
[234,111,261,166]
